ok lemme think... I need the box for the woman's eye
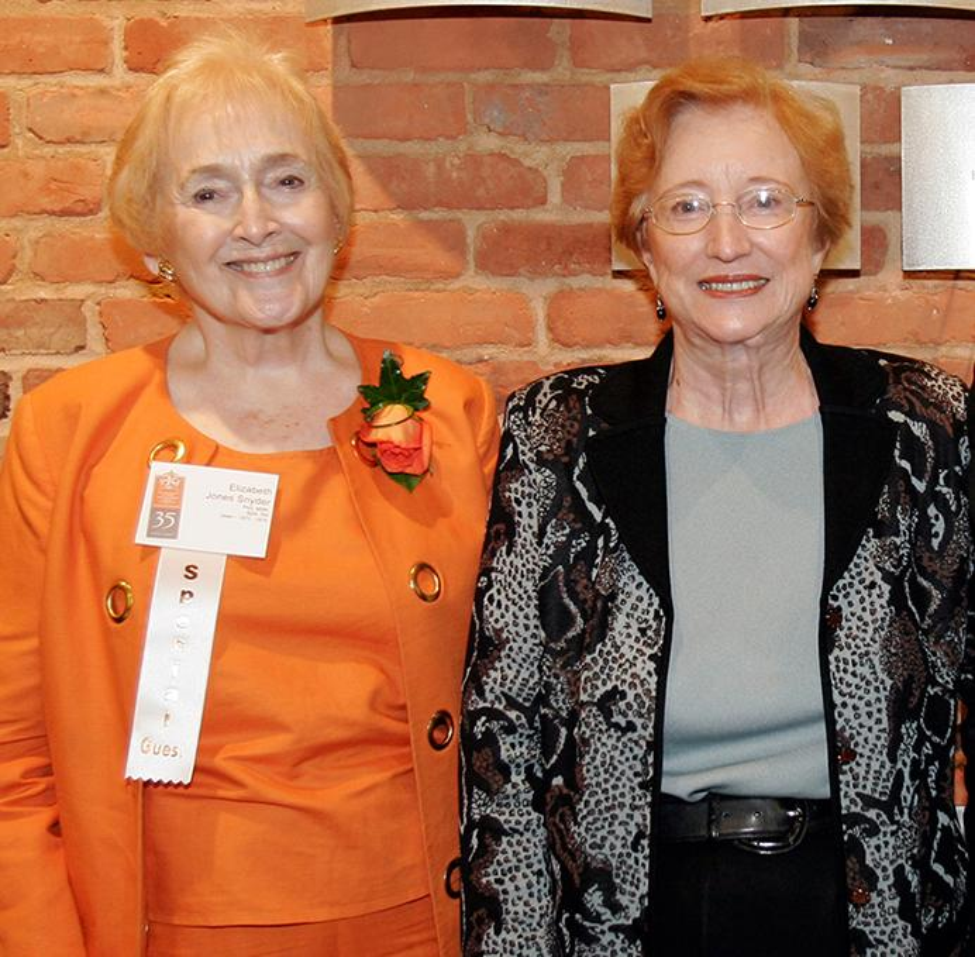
[747,190,783,212]
[278,174,305,189]
[671,196,706,217]
[192,187,219,204]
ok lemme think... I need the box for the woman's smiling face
[640,103,828,351]
[155,101,338,335]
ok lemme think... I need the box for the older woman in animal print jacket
[461,57,973,957]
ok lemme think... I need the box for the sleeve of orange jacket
[0,396,87,955]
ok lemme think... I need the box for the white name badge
[135,461,278,558]
[126,463,278,784]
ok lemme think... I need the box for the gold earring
[332,239,343,255]
[157,260,177,283]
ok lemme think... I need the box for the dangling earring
[655,295,667,322]
[805,284,819,312]
[157,259,177,283]
[332,239,343,255]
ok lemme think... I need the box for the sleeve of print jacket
[963,376,975,936]
[0,398,86,955]
[460,383,558,957]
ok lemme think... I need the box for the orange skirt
[146,896,438,957]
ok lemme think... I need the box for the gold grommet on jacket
[443,856,462,899]
[426,710,455,751]
[147,438,187,466]
[409,562,441,603]
[105,580,134,623]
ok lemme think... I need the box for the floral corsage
[355,351,432,492]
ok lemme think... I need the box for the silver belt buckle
[735,801,808,856]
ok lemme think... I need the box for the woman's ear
[813,236,830,273]
[638,241,657,285]
[634,208,657,282]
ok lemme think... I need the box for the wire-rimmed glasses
[644,186,816,235]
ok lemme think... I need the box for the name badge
[126,463,279,784]
[135,461,278,557]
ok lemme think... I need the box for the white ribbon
[125,548,228,784]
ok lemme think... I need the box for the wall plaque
[308,0,651,20]
[610,79,861,273]
[902,84,975,271]
[702,0,975,13]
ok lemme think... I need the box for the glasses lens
[736,187,797,229]
[651,193,711,234]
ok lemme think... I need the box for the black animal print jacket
[461,330,973,956]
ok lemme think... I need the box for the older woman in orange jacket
[0,33,497,957]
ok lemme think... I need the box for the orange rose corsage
[355,351,432,492]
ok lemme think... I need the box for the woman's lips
[226,252,299,275]
[698,276,768,294]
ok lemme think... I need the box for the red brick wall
[2,0,974,455]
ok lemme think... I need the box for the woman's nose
[705,203,752,260]
[234,187,279,242]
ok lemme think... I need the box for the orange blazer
[0,332,498,957]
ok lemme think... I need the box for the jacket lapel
[586,335,673,610]
[801,330,897,597]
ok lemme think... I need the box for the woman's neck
[666,326,818,432]
[166,319,361,453]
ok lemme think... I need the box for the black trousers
[650,816,848,957]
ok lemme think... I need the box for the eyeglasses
[644,186,816,235]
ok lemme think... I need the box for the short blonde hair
[108,31,353,253]
[613,57,852,257]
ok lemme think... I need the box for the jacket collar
[589,326,889,426]
[586,326,897,606]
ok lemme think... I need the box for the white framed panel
[902,84,975,271]
[610,79,861,273]
[703,0,975,13]
[309,0,651,19]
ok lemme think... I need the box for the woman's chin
[210,296,322,334]
[679,306,801,349]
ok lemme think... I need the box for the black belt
[658,794,833,855]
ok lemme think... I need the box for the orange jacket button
[427,710,455,750]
